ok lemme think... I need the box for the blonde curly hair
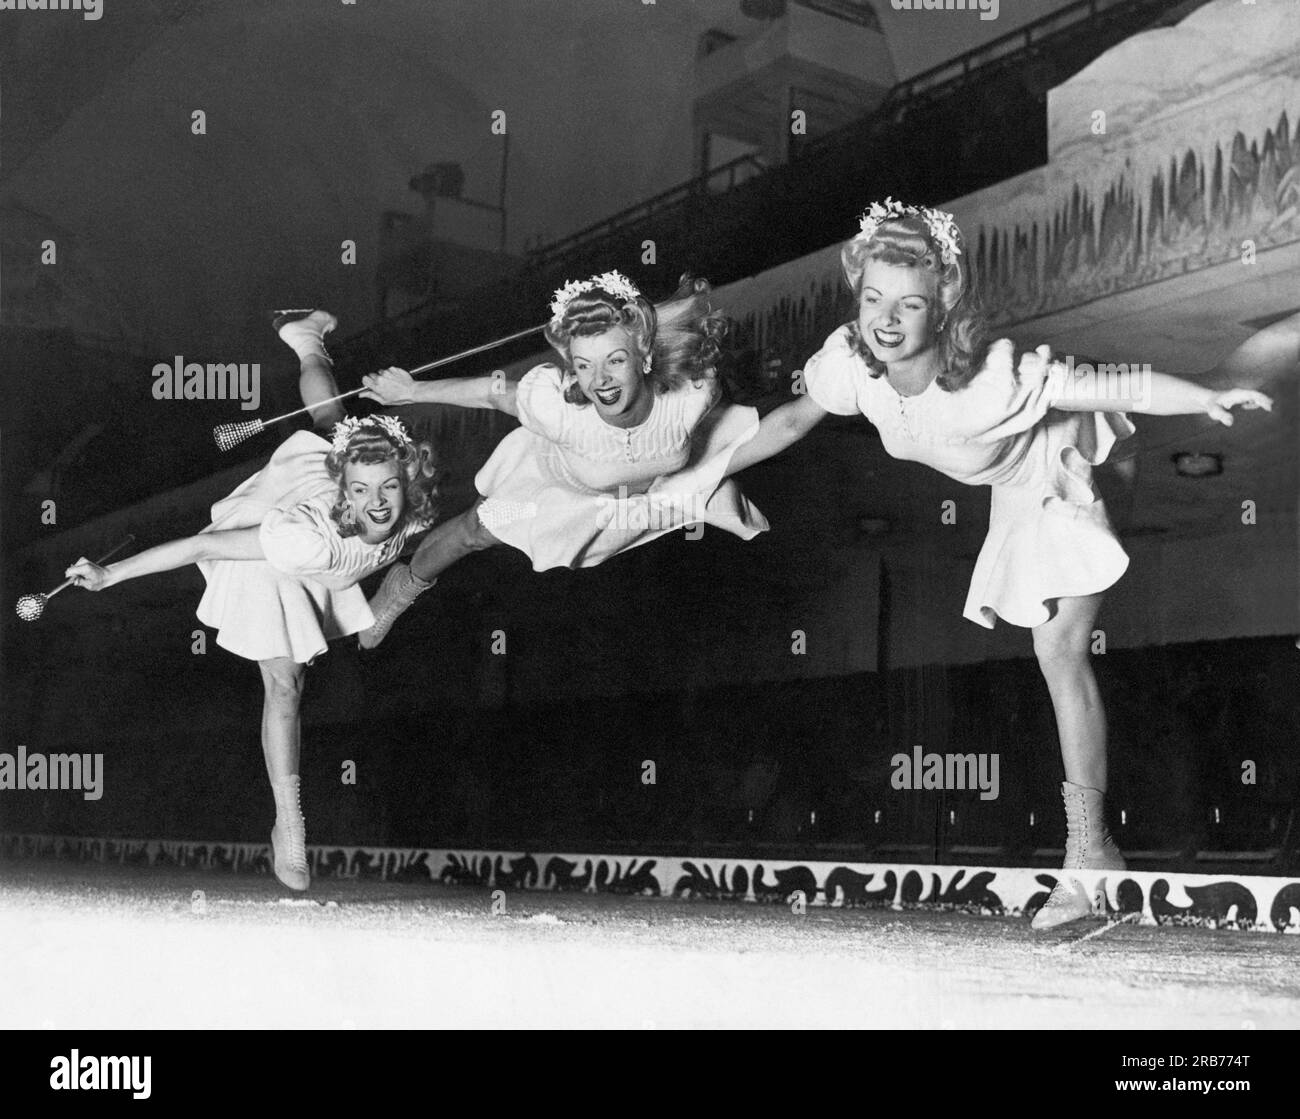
[841,213,988,391]
[545,274,726,405]
[324,424,439,539]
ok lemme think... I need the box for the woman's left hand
[1206,389,1273,426]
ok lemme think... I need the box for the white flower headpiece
[549,270,641,328]
[857,197,962,268]
[330,414,413,456]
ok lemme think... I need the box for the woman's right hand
[65,558,114,591]
[1204,388,1273,426]
[360,367,417,406]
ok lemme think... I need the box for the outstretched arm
[359,367,519,416]
[65,528,265,591]
[1052,368,1271,425]
[725,393,830,477]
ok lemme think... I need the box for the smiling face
[341,458,406,543]
[856,259,943,372]
[569,326,652,426]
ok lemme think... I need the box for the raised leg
[359,501,501,650]
[275,309,344,431]
[1210,307,1300,387]
[410,500,501,583]
[298,354,345,432]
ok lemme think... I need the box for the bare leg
[275,310,344,430]
[258,657,310,890]
[1030,593,1124,930]
[258,657,306,781]
[410,500,501,583]
[359,501,502,649]
[1210,307,1300,388]
[1032,592,1106,789]
[298,353,345,432]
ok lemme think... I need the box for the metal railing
[875,0,1183,109]
[795,0,883,32]
[524,0,1200,280]
[336,0,1208,374]
[527,154,767,271]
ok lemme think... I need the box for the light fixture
[1172,452,1223,478]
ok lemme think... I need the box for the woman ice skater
[720,199,1276,929]
[353,271,768,646]
[64,311,438,891]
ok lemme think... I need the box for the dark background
[2,0,1297,872]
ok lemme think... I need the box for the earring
[341,504,357,528]
[643,353,653,376]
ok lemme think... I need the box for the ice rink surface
[2,860,1298,1029]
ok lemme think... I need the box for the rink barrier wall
[3,833,1298,933]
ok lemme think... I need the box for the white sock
[277,310,337,364]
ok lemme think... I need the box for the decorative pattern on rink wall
[709,0,1300,366]
[963,110,1300,329]
[5,833,1298,934]
[958,0,1300,327]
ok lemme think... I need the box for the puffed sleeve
[964,339,1065,438]
[1017,341,1074,413]
[513,363,571,442]
[801,325,863,416]
[258,501,337,577]
[970,339,1134,456]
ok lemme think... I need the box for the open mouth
[593,386,622,407]
[366,507,394,527]
[873,329,905,349]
